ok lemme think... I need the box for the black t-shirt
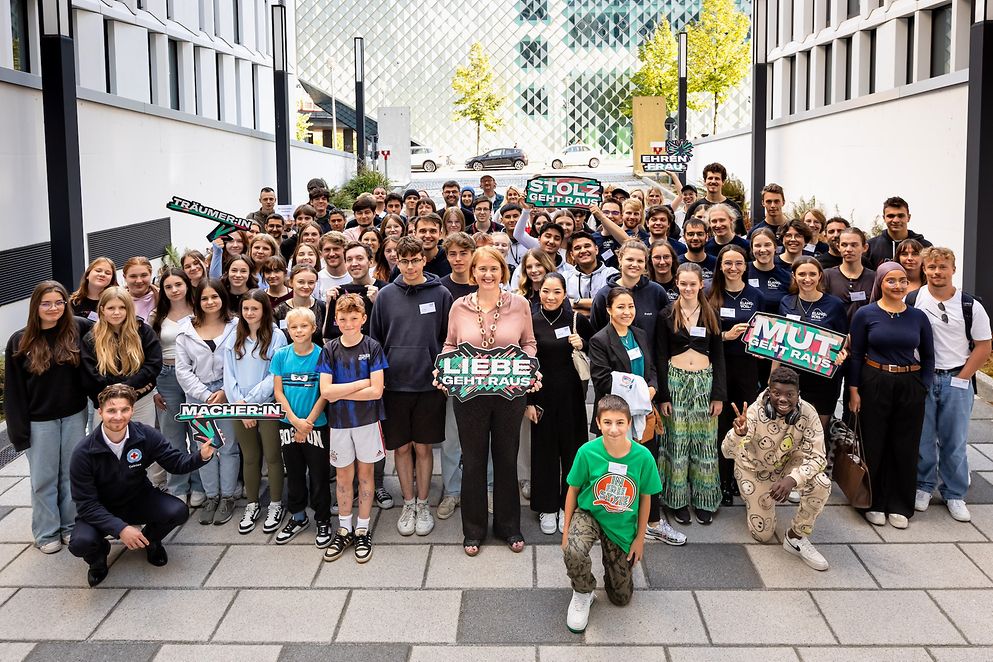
[679,252,717,280]
[321,281,384,341]
[709,284,765,357]
[440,275,477,301]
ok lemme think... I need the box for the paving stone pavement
[0,402,992,660]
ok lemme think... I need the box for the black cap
[402,188,419,200]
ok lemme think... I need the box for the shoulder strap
[962,292,974,347]
[905,289,919,306]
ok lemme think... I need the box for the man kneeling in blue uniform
[69,384,215,587]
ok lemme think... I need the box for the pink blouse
[444,291,538,356]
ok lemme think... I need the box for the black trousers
[68,488,189,566]
[858,366,927,518]
[643,434,661,522]
[718,354,760,492]
[281,426,332,522]
[454,395,527,541]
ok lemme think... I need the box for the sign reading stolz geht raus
[742,313,847,378]
[525,176,603,208]
[434,344,540,402]
[175,403,285,447]
[166,196,255,242]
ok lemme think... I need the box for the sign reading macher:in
[743,313,846,378]
[166,196,255,242]
[175,403,284,447]
[525,176,602,208]
[434,344,539,402]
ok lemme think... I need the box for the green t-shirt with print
[566,436,663,552]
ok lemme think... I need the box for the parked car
[465,148,528,171]
[549,143,601,169]
[411,146,439,172]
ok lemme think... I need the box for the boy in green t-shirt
[562,395,663,634]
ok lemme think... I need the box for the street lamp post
[39,0,85,289]
[354,37,366,172]
[271,2,292,205]
[677,31,688,185]
[750,0,769,225]
[327,56,338,150]
[963,0,993,304]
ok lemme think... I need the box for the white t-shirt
[101,427,130,460]
[912,288,992,370]
[316,271,352,302]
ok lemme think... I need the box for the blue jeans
[156,365,204,497]
[189,379,241,498]
[918,370,974,501]
[26,409,87,545]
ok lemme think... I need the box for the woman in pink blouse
[443,246,539,557]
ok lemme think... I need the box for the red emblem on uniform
[591,473,636,513]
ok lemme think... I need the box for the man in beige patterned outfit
[722,367,832,571]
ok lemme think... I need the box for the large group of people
[4,166,991,634]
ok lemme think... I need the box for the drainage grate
[0,444,22,470]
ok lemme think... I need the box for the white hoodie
[564,261,618,303]
[175,318,237,402]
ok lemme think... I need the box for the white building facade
[1,0,353,341]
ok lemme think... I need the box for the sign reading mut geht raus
[743,313,847,378]
[434,344,540,402]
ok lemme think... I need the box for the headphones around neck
[764,393,801,426]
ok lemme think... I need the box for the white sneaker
[865,511,886,526]
[558,509,565,534]
[397,502,416,536]
[190,491,207,508]
[915,489,932,512]
[415,502,435,536]
[566,590,595,633]
[783,533,829,571]
[263,502,286,534]
[39,540,62,554]
[239,502,261,534]
[437,495,459,520]
[888,513,909,529]
[645,520,688,546]
[539,512,558,535]
[787,490,801,504]
[946,500,971,522]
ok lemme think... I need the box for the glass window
[843,36,852,100]
[788,56,796,114]
[905,15,915,84]
[805,52,811,110]
[929,4,952,77]
[232,0,240,44]
[824,42,833,105]
[10,0,30,72]
[868,28,877,93]
[847,0,859,18]
[168,39,180,110]
[518,0,548,21]
[521,86,548,117]
[518,38,548,70]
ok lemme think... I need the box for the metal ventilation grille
[0,242,53,305]
[87,217,172,266]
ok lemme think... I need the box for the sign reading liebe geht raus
[525,176,603,208]
[434,344,540,402]
[742,313,847,377]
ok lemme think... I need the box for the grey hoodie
[175,318,237,402]
[370,273,453,392]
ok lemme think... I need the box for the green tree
[624,18,696,118]
[687,0,751,134]
[295,111,313,142]
[451,43,506,155]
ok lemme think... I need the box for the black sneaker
[315,521,333,548]
[721,490,734,507]
[696,509,714,525]
[322,527,354,562]
[274,516,309,545]
[672,506,691,525]
[354,527,373,563]
[375,487,394,509]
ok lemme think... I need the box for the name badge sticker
[554,326,571,339]
[950,377,971,390]
[608,462,628,476]
[279,319,288,329]
[627,346,643,361]
[850,290,867,302]
[690,326,707,337]
[748,278,760,287]
[602,249,614,261]
[720,307,735,318]
[786,314,801,321]
[419,302,436,315]
[805,243,817,252]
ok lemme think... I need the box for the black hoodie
[867,229,931,268]
[370,273,453,392]
[589,273,670,340]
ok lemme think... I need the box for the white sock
[339,514,353,532]
[416,498,428,507]
[404,498,415,507]
[270,501,281,508]
[356,517,370,531]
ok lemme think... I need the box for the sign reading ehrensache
[525,176,602,208]
[742,313,846,377]
[434,344,539,402]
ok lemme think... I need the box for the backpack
[905,289,977,350]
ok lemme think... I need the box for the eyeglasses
[39,300,67,311]
[398,258,424,266]
[603,210,622,217]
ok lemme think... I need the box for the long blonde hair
[93,286,144,376]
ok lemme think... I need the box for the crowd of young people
[4,165,991,632]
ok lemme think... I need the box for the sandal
[507,535,525,553]
[463,538,481,557]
